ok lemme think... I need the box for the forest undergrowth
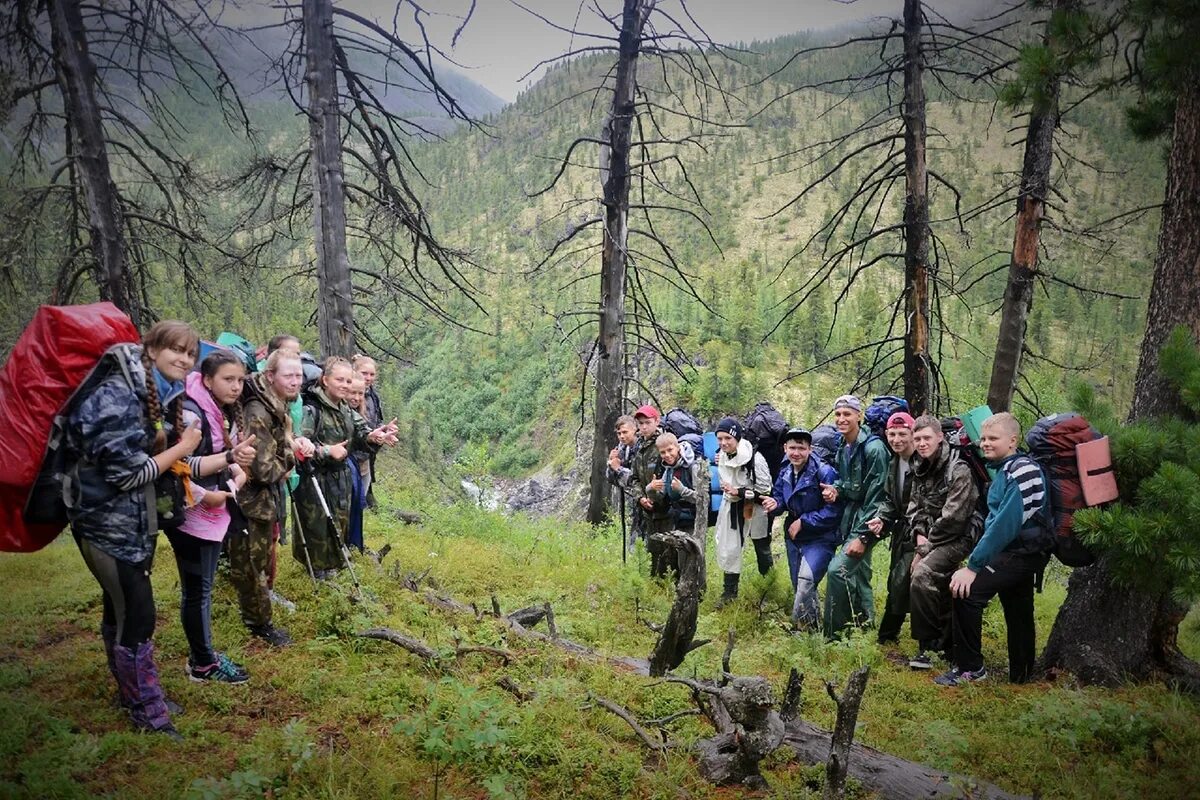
[1,453,1198,800]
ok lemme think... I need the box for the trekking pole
[288,491,320,593]
[620,492,627,565]
[301,461,362,597]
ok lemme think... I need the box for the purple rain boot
[112,641,180,740]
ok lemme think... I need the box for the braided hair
[199,350,247,451]
[141,320,200,453]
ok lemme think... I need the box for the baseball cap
[833,394,863,412]
[633,405,660,420]
[886,411,915,430]
[783,427,812,444]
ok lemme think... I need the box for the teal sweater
[968,454,1047,571]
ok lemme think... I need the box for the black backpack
[662,407,705,458]
[743,402,789,483]
[865,395,908,437]
[810,424,843,465]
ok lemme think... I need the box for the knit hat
[833,394,863,412]
[886,411,916,430]
[633,405,660,420]
[716,416,742,440]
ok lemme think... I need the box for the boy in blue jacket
[763,428,842,629]
[938,412,1053,686]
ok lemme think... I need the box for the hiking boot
[188,653,250,684]
[909,651,934,670]
[248,624,292,647]
[152,722,184,742]
[713,572,739,609]
[933,666,988,686]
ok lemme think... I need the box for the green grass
[2,466,1199,798]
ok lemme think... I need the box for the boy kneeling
[938,412,1052,686]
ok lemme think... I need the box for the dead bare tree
[0,0,253,327]
[231,0,485,359]
[986,1,1123,411]
[763,2,1024,413]
[522,0,743,524]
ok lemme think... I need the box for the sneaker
[934,666,988,686]
[248,624,292,647]
[189,653,250,684]
[909,652,934,670]
[150,722,184,742]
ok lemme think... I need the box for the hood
[719,437,754,469]
[306,385,342,413]
[913,441,948,476]
[242,372,289,422]
[153,366,185,409]
[185,372,229,452]
[666,439,696,468]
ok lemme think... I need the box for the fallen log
[783,720,1029,800]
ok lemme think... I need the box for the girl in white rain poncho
[713,417,773,606]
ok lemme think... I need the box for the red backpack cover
[0,303,139,552]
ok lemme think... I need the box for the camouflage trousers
[227,518,278,629]
[909,536,974,649]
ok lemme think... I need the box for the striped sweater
[967,454,1047,571]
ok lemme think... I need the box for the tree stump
[648,529,705,676]
[695,676,785,789]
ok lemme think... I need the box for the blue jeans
[784,534,837,627]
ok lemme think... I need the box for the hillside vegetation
[1,454,1198,799]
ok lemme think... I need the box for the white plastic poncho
[714,438,772,574]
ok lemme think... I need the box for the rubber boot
[113,641,180,740]
[753,536,774,575]
[714,572,740,609]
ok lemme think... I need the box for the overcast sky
[312,0,923,102]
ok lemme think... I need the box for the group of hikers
[55,320,396,739]
[17,309,1089,744]
[607,396,1060,690]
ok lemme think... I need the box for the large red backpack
[1025,413,1118,567]
[0,303,140,552]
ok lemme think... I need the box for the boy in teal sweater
[937,412,1053,686]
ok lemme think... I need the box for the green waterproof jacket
[833,430,891,544]
[293,386,379,571]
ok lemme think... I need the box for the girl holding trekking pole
[293,357,397,578]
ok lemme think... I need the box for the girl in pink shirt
[166,350,251,684]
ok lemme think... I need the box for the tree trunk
[1129,76,1200,422]
[586,0,655,524]
[304,0,356,358]
[47,0,138,325]
[901,0,932,414]
[1043,74,1200,690]
[986,2,1067,413]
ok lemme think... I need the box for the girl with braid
[169,350,252,684]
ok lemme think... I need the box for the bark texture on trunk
[587,0,654,524]
[986,4,1066,412]
[47,0,137,324]
[1129,77,1200,423]
[304,0,356,358]
[1043,75,1200,692]
[901,0,932,414]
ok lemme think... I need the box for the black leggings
[166,530,222,666]
[75,536,157,647]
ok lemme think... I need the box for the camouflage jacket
[239,373,295,522]
[63,345,159,563]
[302,386,377,472]
[906,441,980,554]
